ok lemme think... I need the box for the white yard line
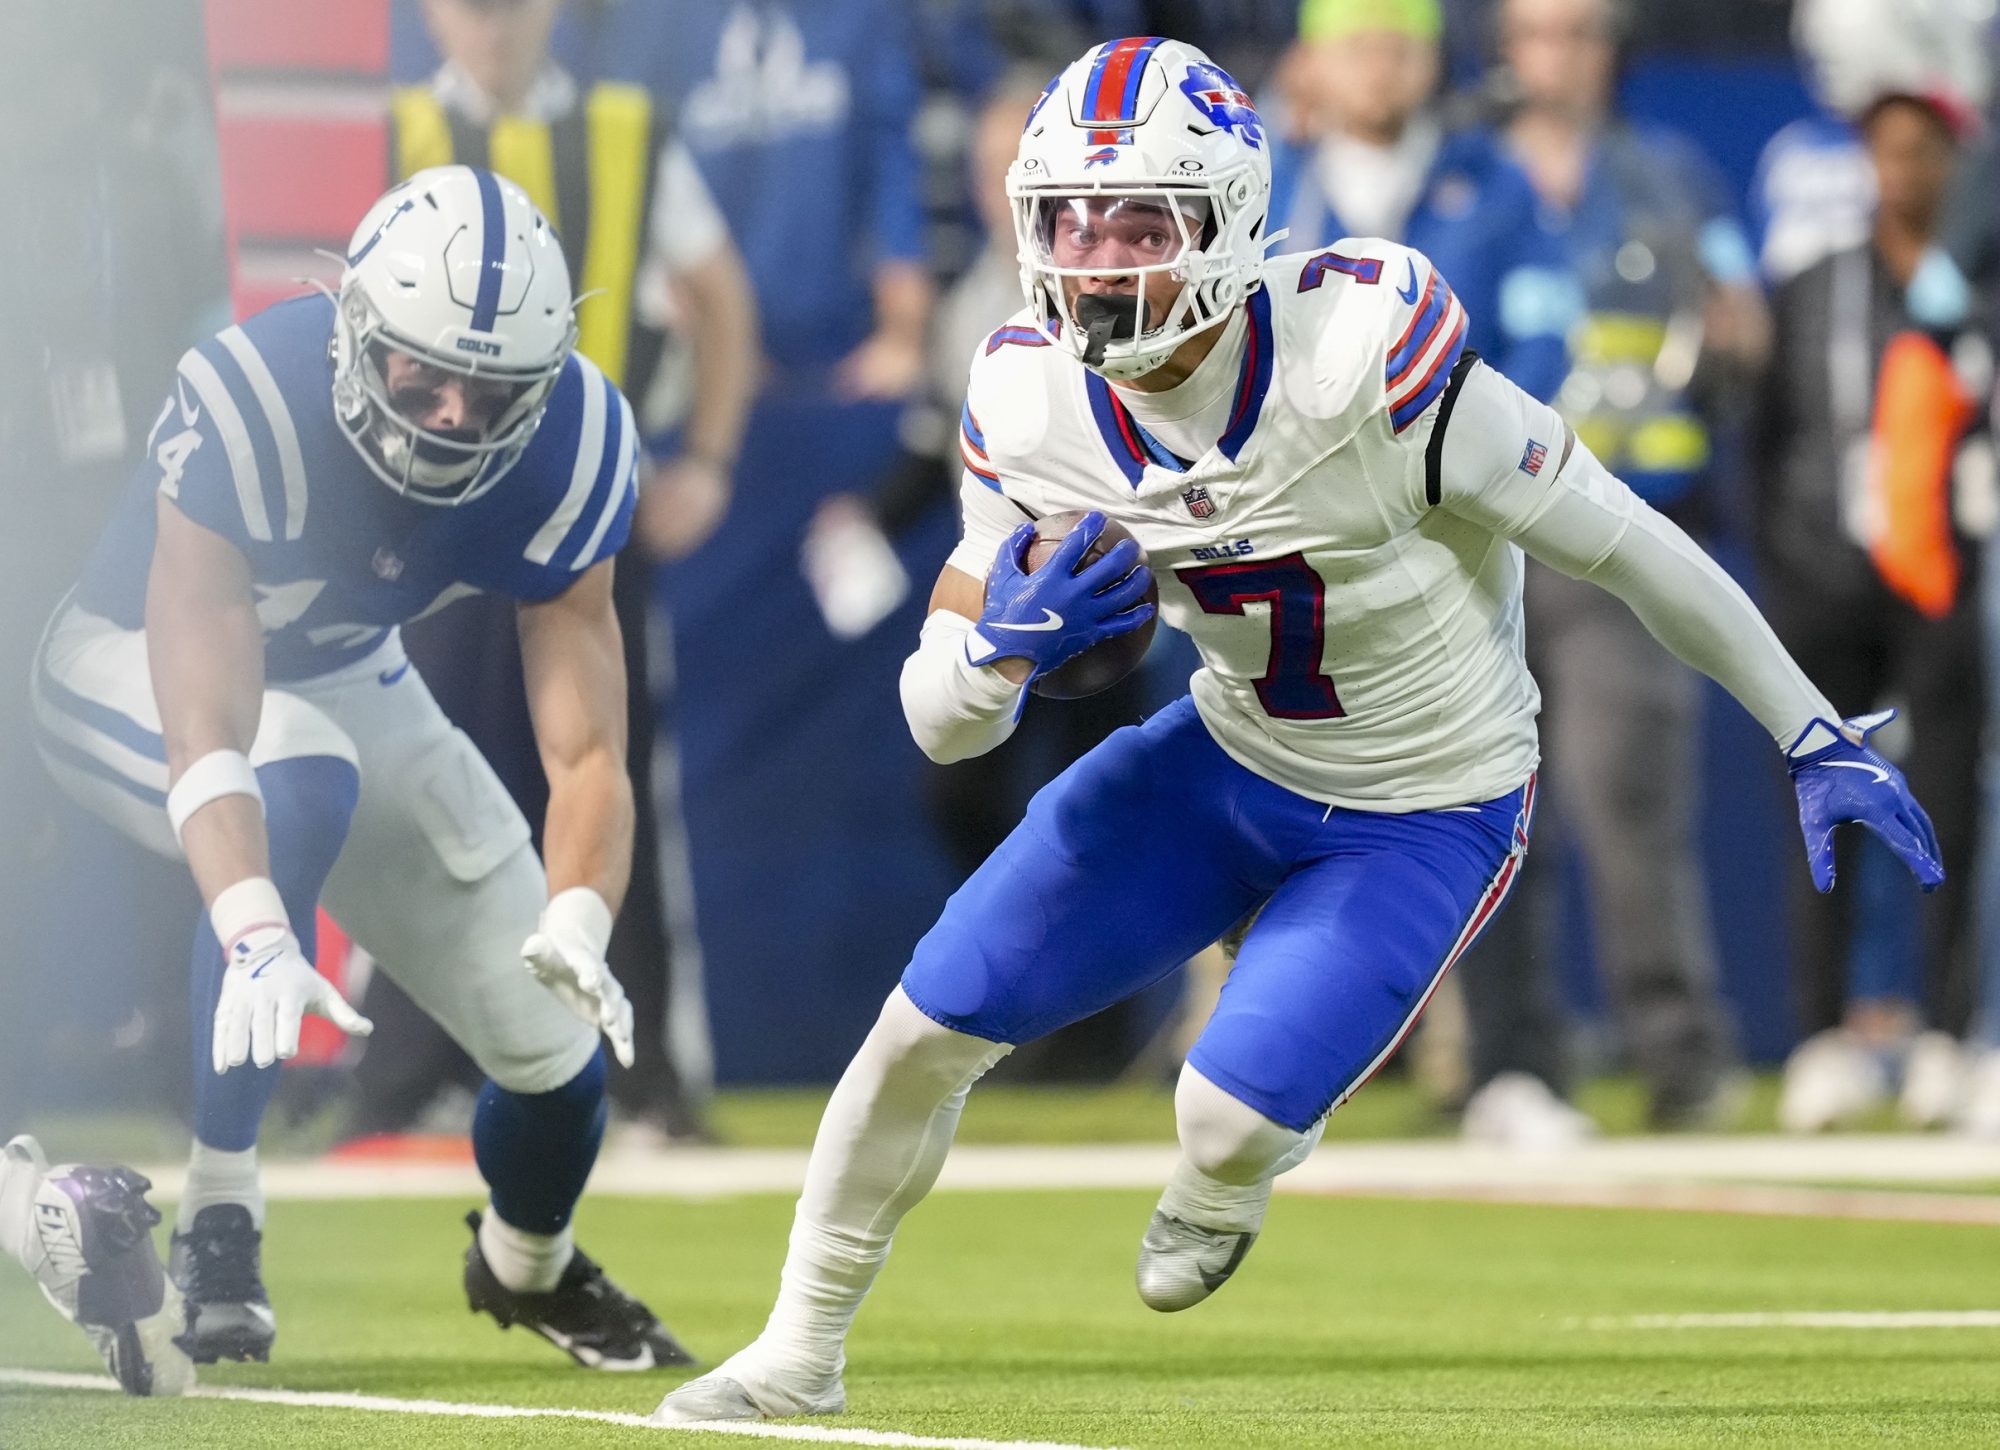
[0,1368,1112,1449]
[1577,1311,2000,1330]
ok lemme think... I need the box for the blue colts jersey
[71,294,638,682]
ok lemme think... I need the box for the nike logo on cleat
[990,609,1064,632]
[378,662,411,686]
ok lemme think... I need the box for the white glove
[523,887,635,1068]
[212,925,373,1074]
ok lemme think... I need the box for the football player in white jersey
[34,167,688,1371]
[656,38,1943,1422]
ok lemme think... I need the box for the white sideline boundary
[0,1369,1113,1449]
[1577,1311,2000,1330]
[109,1135,2000,1210]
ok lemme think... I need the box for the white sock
[1160,1065,1321,1233]
[1156,1157,1275,1233]
[0,1138,46,1271]
[179,1142,264,1233]
[479,1208,574,1293]
[754,989,1008,1382]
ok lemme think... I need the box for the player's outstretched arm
[146,499,372,1071]
[1431,361,1944,893]
[518,558,639,1067]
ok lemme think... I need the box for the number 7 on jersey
[1178,552,1345,720]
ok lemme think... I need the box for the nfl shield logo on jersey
[1182,485,1216,520]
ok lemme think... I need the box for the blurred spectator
[354,0,759,1144]
[1899,42,2000,1136]
[1753,0,1993,284]
[802,70,1172,1080]
[1,0,227,1119]
[1753,91,1984,1130]
[616,0,933,397]
[568,1,971,1084]
[1268,0,1578,403]
[1458,0,1767,1136]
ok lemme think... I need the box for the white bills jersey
[947,241,1567,811]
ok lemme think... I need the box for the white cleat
[1779,1029,1889,1132]
[1461,1072,1596,1153]
[1135,1210,1258,1312]
[1959,1048,2000,1138]
[652,1348,845,1424]
[1900,1031,1967,1128]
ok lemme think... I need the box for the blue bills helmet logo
[1179,62,1263,150]
[1182,485,1216,520]
[1084,146,1120,168]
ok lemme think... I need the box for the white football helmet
[332,165,577,505]
[1008,37,1275,381]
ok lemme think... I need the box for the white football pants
[32,603,597,1095]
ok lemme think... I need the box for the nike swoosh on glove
[523,886,636,1068]
[212,926,372,1073]
[964,512,1154,677]
[1786,709,1945,893]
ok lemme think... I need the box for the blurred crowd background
[7,0,2000,1153]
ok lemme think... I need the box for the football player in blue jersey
[32,166,690,1371]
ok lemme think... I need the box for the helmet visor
[371,343,545,454]
[1028,192,1211,273]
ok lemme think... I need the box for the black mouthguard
[1073,294,1143,367]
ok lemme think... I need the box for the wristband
[544,886,614,959]
[168,750,264,845]
[209,876,292,955]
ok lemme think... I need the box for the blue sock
[473,1047,608,1234]
[190,755,359,1152]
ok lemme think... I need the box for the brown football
[1006,509,1159,699]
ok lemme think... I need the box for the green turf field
[3,1189,1997,1448]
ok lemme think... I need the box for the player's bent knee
[474,1006,602,1099]
[1175,1065,1315,1185]
[865,988,1013,1097]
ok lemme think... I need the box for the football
[1015,510,1160,699]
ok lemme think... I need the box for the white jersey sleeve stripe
[523,356,609,566]
[571,388,636,570]
[142,397,174,455]
[216,326,309,541]
[176,350,272,543]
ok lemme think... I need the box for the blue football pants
[901,697,1532,1131]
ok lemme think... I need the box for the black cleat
[462,1210,695,1371]
[169,1204,276,1364]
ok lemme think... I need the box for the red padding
[205,0,389,74]
[216,115,388,241]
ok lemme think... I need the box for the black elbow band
[1422,350,1482,507]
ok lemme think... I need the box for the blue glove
[965,512,1154,677]
[1786,709,1945,894]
